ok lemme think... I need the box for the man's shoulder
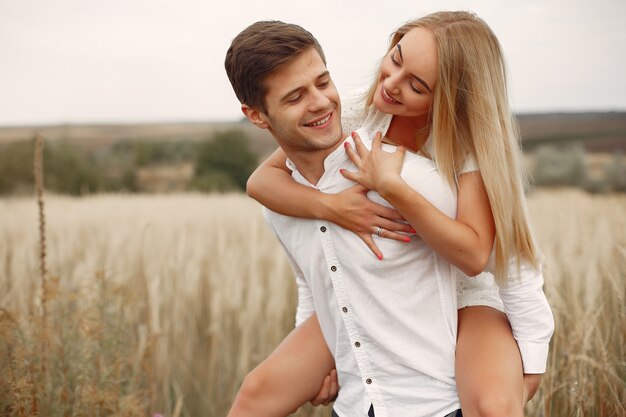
[262,206,288,223]
[262,206,311,232]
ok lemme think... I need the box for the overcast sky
[1,0,625,125]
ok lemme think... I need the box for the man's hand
[523,374,542,403]
[310,369,339,406]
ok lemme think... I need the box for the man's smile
[303,111,333,128]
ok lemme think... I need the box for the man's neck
[286,138,345,185]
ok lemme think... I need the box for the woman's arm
[384,171,494,275]
[247,147,329,219]
[342,132,495,276]
[247,147,414,259]
[345,131,554,377]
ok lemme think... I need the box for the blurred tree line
[1,129,624,196]
[531,143,626,193]
[0,129,258,195]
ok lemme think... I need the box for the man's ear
[241,104,269,129]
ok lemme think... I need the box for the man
[225,21,463,417]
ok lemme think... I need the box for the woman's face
[373,27,438,119]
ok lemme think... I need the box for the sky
[1,0,625,125]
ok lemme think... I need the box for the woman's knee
[465,391,523,417]
[233,366,274,410]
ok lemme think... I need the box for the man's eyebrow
[395,44,432,93]
[279,71,330,102]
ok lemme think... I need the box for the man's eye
[287,95,302,103]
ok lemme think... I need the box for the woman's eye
[411,84,423,94]
[391,56,400,66]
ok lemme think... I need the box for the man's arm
[277,239,340,408]
[263,208,315,324]
[498,258,555,375]
[264,210,339,406]
[228,212,338,417]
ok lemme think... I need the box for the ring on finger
[375,226,383,237]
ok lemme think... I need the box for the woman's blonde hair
[366,11,538,283]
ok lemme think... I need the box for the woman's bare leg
[228,314,335,417]
[456,306,525,417]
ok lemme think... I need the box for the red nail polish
[344,142,349,148]
[403,237,411,243]
[409,227,416,234]
[377,254,383,260]
[351,131,356,137]
[340,169,345,174]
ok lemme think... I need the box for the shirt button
[342,307,348,313]
[320,226,327,232]
[330,266,337,272]
[366,378,372,384]
[354,341,361,347]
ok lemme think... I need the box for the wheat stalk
[34,133,47,296]
[33,133,49,413]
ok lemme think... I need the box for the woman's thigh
[455,306,524,417]
[253,314,335,402]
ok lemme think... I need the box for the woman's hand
[323,184,414,260]
[340,131,406,194]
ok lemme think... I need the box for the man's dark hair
[225,20,326,113]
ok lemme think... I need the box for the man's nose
[308,89,331,112]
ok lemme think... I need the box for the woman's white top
[340,90,554,373]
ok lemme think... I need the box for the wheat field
[0,189,624,417]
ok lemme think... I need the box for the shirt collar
[284,135,354,187]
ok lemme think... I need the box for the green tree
[194,129,258,191]
[532,143,587,187]
[0,140,35,195]
[44,140,103,195]
[0,139,104,195]
[604,150,626,192]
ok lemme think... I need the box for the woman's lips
[381,85,401,105]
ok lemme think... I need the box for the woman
[230,11,553,417]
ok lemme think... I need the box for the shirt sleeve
[262,208,315,327]
[423,140,478,176]
[459,153,478,175]
[498,258,555,373]
[286,248,315,327]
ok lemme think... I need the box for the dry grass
[525,189,626,416]
[0,190,624,416]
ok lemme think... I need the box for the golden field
[0,190,624,417]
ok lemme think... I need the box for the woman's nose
[385,69,402,94]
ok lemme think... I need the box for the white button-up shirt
[264,128,462,417]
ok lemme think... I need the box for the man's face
[256,48,342,156]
